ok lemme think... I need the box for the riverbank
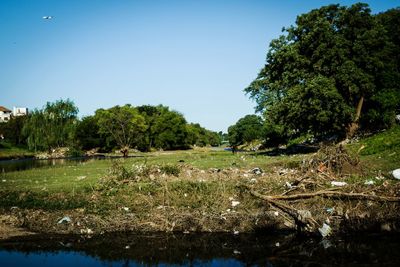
[0,128,399,239]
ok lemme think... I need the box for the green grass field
[0,149,303,193]
[0,127,398,235]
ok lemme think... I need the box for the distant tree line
[227,4,399,148]
[0,100,221,155]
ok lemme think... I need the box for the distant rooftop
[0,106,11,112]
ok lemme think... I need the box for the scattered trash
[274,211,279,217]
[77,176,87,181]
[209,168,221,173]
[231,201,240,207]
[184,193,188,197]
[233,230,239,235]
[331,181,347,187]
[321,239,332,249]
[233,250,241,255]
[122,207,130,212]
[318,223,332,238]
[392,169,400,180]
[250,178,257,183]
[80,228,93,234]
[57,216,71,224]
[1,179,6,182]
[285,181,293,189]
[251,168,263,175]
[125,245,130,249]
[59,242,72,248]
[275,242,280,247]
[183,230,190,234]
[326,207,335,214]
[364,180,375,185]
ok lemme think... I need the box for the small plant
[108,160,135,180]
[160,164,181,176]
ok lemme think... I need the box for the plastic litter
[318,223,332,237]
[321,239,332,249]
[251,167,263,175]
[231,201,240,207]
[285,181,293,189]
[364,180,375,185]
[77,176,86,181]
[122,207,130,212]
[326,207,335,213]
[331,181,347,187]
[392,169,400,180]
[57,216,71,224]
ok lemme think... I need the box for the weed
[160,164,181,176]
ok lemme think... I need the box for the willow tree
[246,3,399,140]
[23,99,78,151]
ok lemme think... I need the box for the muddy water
[0,232,399,266]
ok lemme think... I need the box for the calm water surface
[0,156,134,173]
[0,232,399,267]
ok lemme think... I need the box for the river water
[0,156,132,173]
[1,232,399,266]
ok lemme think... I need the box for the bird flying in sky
[42,16,53,20]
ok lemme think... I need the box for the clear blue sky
[1,0,398,132]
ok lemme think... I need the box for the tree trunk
[346,96,364,139]
[121,146,129,157]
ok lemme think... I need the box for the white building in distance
[0,106,12,122]
[13,107,28,117]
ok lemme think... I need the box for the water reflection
[0,156,135,173]
[1,232,399,266]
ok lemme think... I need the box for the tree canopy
[228,115,264,147]
[95,105,146,156]
[22,99,78,151]
[245,3,400,141]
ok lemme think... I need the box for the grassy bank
[0,128,399,237]
[0,142,34,160]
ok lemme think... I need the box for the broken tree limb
[263,190,400,202]
[247,187,317,232]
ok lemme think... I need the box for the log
[264,190,400,202]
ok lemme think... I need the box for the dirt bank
[1,147,399,238]
[0,215,35,240]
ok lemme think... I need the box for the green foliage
[245,3,400,139]
[228,115,264,146]
[159,164,181,177]
[22,99,78,151]
[137,105,191,151]
[75,115,112,151]
[95,105,147,155]
[186,123,221,147]
[0,116,27,146]
[358,125,400,155]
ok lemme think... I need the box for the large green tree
[245,3,400,140]
[95,105,146,157]
[23,99,78,151]
[228,115,264,147]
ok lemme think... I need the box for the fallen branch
[247,187,317,232]
[264,190,400,203]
